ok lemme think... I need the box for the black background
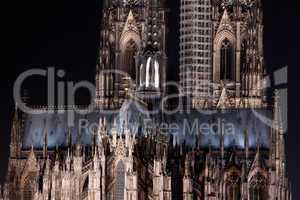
[1,0,299,199]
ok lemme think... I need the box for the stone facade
[2,0,292,200]
[2,99,292,200]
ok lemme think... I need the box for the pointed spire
[125,112,129,130]
[53,146,60,172]
[208,134,212,154]
[112,118,117,148]
[55,145,59,160]
[180,143,183,156]
[228,150,238,167]
[220,127,225,160]
[67,148,70,159]
[103,117,107,134]
[112,117,117,130]
[217,87,229,109]
[99,117,108,138]
[24,145,39,173]
[205,153,210,177]
[29,145,36,161]
[93,146,100,170]
[75,125,83,157]
[43,119,48,158]
[97,117,104,148]
[257,132,261,153]
[92,124,97,154]
[219,127,225,168]
[98,117,103,135]
[274,90,286,177]
[162,148,167,174]
[122,10,139,36]
[274,90,284,132]
[83,145,86,162]
[253,148,261,167]
[67,127,72,148]
[251,124,263,169]
[44,156,50,175]
[251,141,264,172]
[75,138,82,157]
[244,129,249,160]
[124,113,130,147]
[217,8,233,33]
[255,116,261,152]
[184,155,191,177]
[66,148,71,171]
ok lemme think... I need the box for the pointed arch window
[240,39,247,95]
[225,172,241,200]
[115,161,125,200]
[145,56,160,88]
[249,174,268,200]
[220,39,235,81]
[122,39,138,80]
[23,173,35,200]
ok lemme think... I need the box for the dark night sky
[1,0,299,199]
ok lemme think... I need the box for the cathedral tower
[211,0,264,102]
[180,0,213,107]
[96,0,168,109]
[180,0,265,108]
[3,1,292,200]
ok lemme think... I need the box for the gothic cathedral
[2,0,292,200]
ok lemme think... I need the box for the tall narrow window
[249,174,268,200]
[250,187,267,200]
[122,40,138,80]
[226,173,241,200]
[226,184,240,200]
[220,39,234,81]
[240,40,247,71]
[115,161,125,200]
[240,39,247,95]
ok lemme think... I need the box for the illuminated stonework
[1,0,292,200]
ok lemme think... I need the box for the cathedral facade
[1,0,292,200]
